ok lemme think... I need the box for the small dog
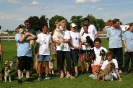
[85,49,96,63]
[4,60,15,71]
[53,23,64,49]
[49,60,54,74]
[18,28,34,50]
[99,49,106,64]
[86,36,94,47]
[96,62,115,81]
[4,66,11,82]
[95,68,104,81]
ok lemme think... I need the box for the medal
[76,37,77,40]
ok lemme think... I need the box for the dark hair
[94,38,101,43]
[83,18,89,22]
[83,24,88,28]
[41,24,48,29]
[106,51,114,57]
[112,19,120,24]
[127,23,133,31]
[24,20,29,24]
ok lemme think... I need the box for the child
[101,51,122,81]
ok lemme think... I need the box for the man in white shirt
[80,18,98,40]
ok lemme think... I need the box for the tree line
[26,14,106,32]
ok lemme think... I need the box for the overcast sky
[0,0,133,30]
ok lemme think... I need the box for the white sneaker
[119,70,122,73]
[89,74,94,77]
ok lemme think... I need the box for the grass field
[0,39,133,88]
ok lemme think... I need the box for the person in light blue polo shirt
[107,18,123,73]
[15,28,36,84]
[122,23,133,75]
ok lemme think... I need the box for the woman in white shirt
[69,23,82,77]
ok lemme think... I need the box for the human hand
[56,40,62,45]
[118,78,122,82]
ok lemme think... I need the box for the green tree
[70,15,83,32]
[39,15,48,31]
[96,19,105,31]
[28,16,40,31]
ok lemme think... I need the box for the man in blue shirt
[106,19,123,73]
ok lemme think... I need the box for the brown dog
[96,62,115,81]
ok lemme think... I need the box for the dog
[86,36,94,48]
[4,60,15,71]
[99,49,106,64]
[53,25,64,49]
[85,48,96,63]
[96,62,115,81]
[95,68,104,81]
[4,66,11,82]
[49,60,54,74]
[18,28,34,50]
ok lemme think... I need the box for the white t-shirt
[36,33,52,55]
[101,59,119,70]
[69,31,81,49]
[53,29,70,51]
[80,24,97,41]
[91,47,108,66]
[81,33,92,50]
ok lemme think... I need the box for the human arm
[35,43,39,58]
[115,68,122,82]
[123,40,130,52]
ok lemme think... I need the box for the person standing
[69,23,82,77]
[24,20,36,73]
[80,18,98,40]
[80,24,93,74]
[36,24,52,81]
[107,18,123,73]
[15,26,36,84]
[52,20,74,79]
[122,23,133,75]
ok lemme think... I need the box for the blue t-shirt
[122,31,133,52]
[107,26,122,48]
[15,34,32,57]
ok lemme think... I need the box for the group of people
[14,17,133,84]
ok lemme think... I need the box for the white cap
[71,23,76,27]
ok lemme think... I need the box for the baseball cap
[71,23,76,27]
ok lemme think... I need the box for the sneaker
[38,76,42,81]
[66,74,74,79]
[74,73,79,78]
[123,72,128,75]
[45,75,51,79]
[26,78,33,82]
[60,73,64,78]
[89,74,94,77]
[18,79,22,84]
[119,70,122,73]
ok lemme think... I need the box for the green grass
[0,39,133,88]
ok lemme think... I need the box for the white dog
[49,61,54,74]
[53,26,64,49]
[4,66,11,82]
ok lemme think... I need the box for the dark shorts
[17,56,32,71]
